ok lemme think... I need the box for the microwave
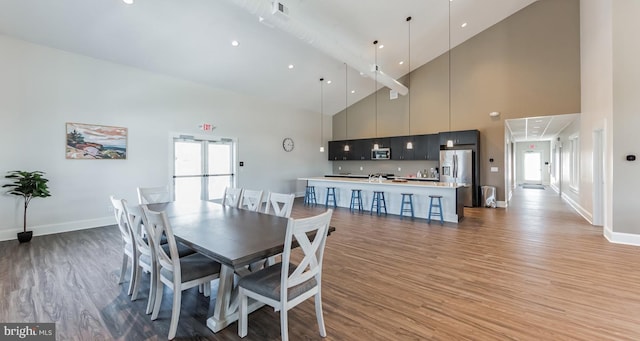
[371,148,391,160]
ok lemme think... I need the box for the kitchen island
[300,177,465,223]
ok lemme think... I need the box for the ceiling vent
[272,1,289,19]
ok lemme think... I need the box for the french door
[173,137,235,202]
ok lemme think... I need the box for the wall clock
[282,137,294,152]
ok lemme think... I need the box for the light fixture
[461,22,468,28]
[122,0,133,4]
[231,40,239,47]
[288,64,294,69]
[446,0,454,148]
[489,111,500,117]
[319,78,325,152]
[373,40,379,150]
[344,63,350,152]
[406,16,413,150]
[327,80,332,84]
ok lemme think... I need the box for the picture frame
[65,122,127,159]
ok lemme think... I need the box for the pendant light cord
[374,40,378,139]
[320,77,324,150]
[407,16,412,136]
[448,0,452,134]
[345,63,348,139]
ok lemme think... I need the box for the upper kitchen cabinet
[328,140,348,160]
[370,137,391,151]
[390,136,415,160]
[413,134,440,160]
[349,139,370,160]
[439,130,480,147]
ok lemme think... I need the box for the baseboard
[496,200,507,208]
[604,226,640,246]
[561,192,593,224]
[0,217,114,242]
[549,184,559,193]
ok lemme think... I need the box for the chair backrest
[264,192,295,218]
[137,185,172,204]
[222,187,243,208]
[239,189,263,212]
[110,196,134,248]
[281,209,333,300]
[125,201,153,258]
[142,206,182,276]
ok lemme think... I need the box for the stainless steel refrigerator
[440,149,474,207]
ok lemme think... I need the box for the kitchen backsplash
[331,160,439,177]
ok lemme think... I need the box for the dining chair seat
[160,253,222,283]
[238,263,317,301]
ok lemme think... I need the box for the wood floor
[2,186,640,340]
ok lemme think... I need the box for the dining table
[146,200,334,333]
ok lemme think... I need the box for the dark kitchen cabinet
[413,134,439,160]
[328,140,347,160]
[349,139,370,160]
[370,137,390,151]
[390,136,415,160]
[439,130,479,146]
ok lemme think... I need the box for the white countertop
[301,177,465,189]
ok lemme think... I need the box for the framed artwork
[66,122,127,159]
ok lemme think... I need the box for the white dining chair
[264,192,295,218]
[238,209,333,341]
[110,196,137,296]
[143,206,222,340]
[126,201,198,314]
[222,187,243,208]
[137,185,172,204]
[239,189,263,212]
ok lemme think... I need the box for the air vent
[271,1,289,19]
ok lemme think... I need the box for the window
[569,135,579,191]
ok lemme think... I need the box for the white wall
[0,34,332,241]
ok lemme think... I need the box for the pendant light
[446,0,454,148]
[406,16,414,150]
[343,63,350,152]
[319,77,325,153]
[373,40,380,151]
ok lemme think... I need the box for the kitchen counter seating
[300,177,465,223]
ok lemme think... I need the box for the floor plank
[1,186,640,340]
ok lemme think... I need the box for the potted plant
[3,170,51,243]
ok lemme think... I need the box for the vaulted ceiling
[0,0,538,115]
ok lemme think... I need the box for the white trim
[497,200,508,208]
[604,227,640,246]
[0,217,113,242]
[561,192,592,224]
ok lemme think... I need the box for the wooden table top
[146,200,333,268]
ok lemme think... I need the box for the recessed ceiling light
[326,80,332,84]
[351,90,356,94]
[288,64,294,69]
[399,61,404,65]
[378,44,384,49]
[122,0,133,4]
[231,40,239,47]
[535,120,543,122]
[461,22,468,28]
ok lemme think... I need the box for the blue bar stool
[349,189,363,213]
[370,191,387,216]
[304,186,317,206]
[325,187,337,208]
[427,195,444,225]
[400,193,414,218]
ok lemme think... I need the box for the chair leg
[131,264,142,301]
[280,308,289,341]
[204,282,211,297]
[151,279,164,320]
[119,254,128,284]
[198,283,204,294]
[145,267,157,315]
[315,291,327,337]
[127,257,137,296]
[238,289,248,338]
[168,288,182,340]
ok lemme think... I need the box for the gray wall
[331,0,581,201]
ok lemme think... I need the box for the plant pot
[17,231,33,243]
